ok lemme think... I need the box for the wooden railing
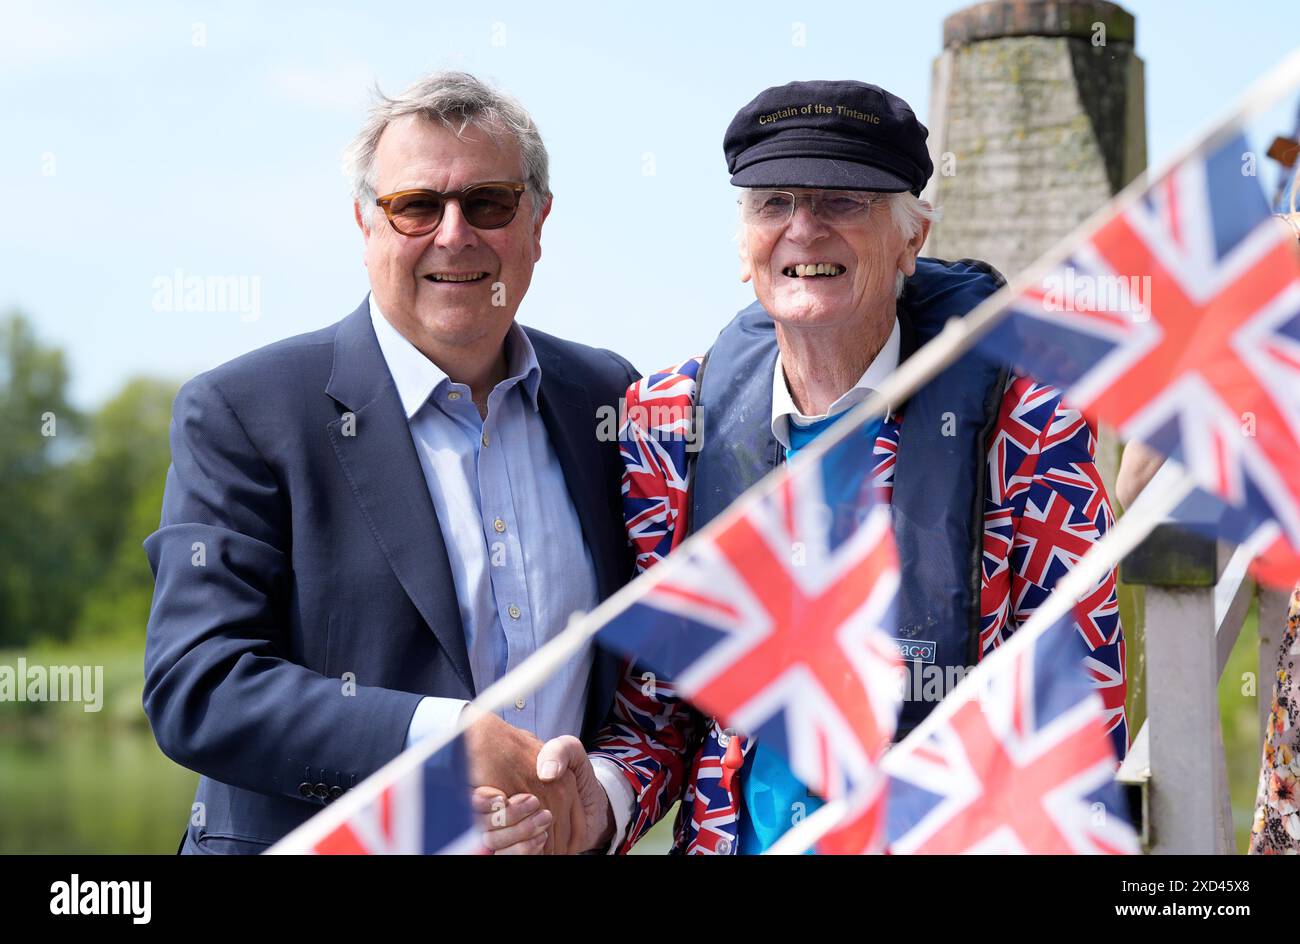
[1116,465,1288,853]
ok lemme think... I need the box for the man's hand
[464,711,581,854]
[478,735,615,854]
[471,789,551,854]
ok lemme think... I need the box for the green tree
[73,377,178,643]
[0,312,180,646]
[0,312,84,645]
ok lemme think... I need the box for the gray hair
[345,71,550,225]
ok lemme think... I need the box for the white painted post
[1122,480,1231,854]
[1143,586,1225,853]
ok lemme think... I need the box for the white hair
[887,190,940,242]
[887,192,939,297]
[345,71,550,225]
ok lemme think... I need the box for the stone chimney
[922,0,1146,279]
[922,0,1147,493]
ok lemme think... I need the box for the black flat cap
[724,80,933,195]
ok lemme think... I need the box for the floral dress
[1251,163,1300,854]
[1250,585,1300,854]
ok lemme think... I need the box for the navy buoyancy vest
[690,257,1009,737]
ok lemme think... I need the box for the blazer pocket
[191,830,274,855]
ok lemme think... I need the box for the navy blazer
[143,299,638,854]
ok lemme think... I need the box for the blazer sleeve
[141,374,422,803]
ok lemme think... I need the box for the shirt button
[493,517,506,533]
[447,391,461,400]
[481,432,489,447]
[508,604,521,620]
[514,696,526,710]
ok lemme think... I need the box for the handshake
[465,712,616,855]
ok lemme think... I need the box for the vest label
[892,637,937,664]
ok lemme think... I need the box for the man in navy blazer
[143,71,636,854]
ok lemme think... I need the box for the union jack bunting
[1243,519,1300,588]
[1148,476,1300,592]
[980,131,1300,582]
[598,411,904,853]
[305,735,482,855]
[884,615,1139,855]
[592,356,1125,854]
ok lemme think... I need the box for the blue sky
[2,0,1298,407]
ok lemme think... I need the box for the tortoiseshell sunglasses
[374,182,527,236]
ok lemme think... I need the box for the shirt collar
[770,316,900,450]
[368,294,542,420]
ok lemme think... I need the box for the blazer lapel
[530,335,623,601]
[324,300,474,695]
[529,330,626,738]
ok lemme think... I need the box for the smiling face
[739,190,927,333]
[355,113,549,359]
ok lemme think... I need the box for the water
[0,722,197,854]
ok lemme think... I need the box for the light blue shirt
[366,297,599,749]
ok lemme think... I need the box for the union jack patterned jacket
[588,356,1127,855]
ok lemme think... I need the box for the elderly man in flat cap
[481,80,1126,855]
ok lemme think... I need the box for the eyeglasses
[739,188,883,227]
[374,182,527,236]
